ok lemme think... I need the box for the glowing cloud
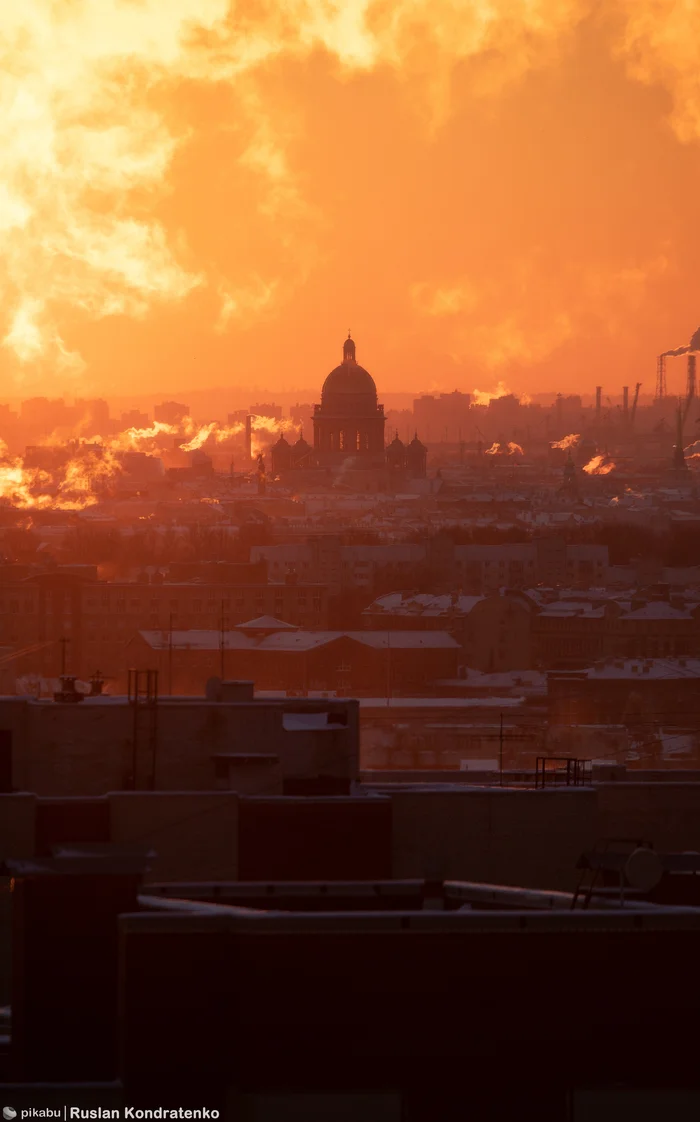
[0,1,699,393]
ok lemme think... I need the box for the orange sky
[2,1,700,401]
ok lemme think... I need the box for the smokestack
[595,386,602,417]
[687,354,696,402]
[245,415,252,463]
[623,386,629,417]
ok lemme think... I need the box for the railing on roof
[534,756,591,789]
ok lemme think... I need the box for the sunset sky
[2,1,700,401]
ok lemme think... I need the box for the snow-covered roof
[621,604,693,621]
[584,658,700,680]
[134,629,460,652]
[236,615,299,630]
[365,592,484,616]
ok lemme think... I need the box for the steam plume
[660,325,700,358]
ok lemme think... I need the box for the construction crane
[630,383,642,426]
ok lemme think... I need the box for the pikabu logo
[9,1113,60,1120]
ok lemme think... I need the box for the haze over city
[3,1,700,398]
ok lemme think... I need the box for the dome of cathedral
[321,334,378,413]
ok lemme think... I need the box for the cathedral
[312,333,386,467]
[270,333,426,479]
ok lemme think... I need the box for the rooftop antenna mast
[655,355,667,401]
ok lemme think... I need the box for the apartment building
[0,571,328,683]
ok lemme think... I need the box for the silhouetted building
[290,402,313,427]
[249,403,282,420]
[20,397,72,431]
[270,433,292,474]
[385,433,406,470]
[120,409,149,429]
[291,431,313,468]
[128,623,460,697]
[75,398,110,433]
[313,334,386,467]
[0,571,330,683]
[154,401,190,425]
[406,433,428,477]
[413,391,471,442]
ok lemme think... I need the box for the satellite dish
[624,847,663,892]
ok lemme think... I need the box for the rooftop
[133,628,461,652]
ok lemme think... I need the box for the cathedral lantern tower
[406,433,428,478]
[386,432,406,470]
[313,333,386,466]
[270,433,292,475]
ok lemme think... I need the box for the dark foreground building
[3,837,700,1120]
[4,690,700,1119]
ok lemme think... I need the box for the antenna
[655,355,667,400]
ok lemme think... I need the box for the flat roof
[121,907,700,936]
[359,697,525,709]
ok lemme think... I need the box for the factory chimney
[595,386,602,418]
[245,415,253,463]
[687,354,696,403]
[622,386,629,418]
